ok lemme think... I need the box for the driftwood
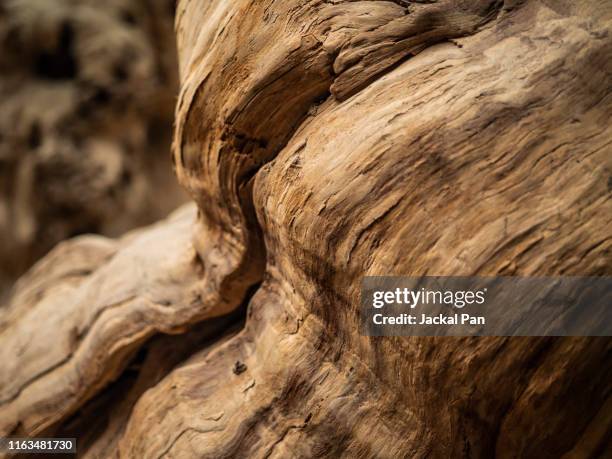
[0,0,184,291]
[1,0,611,457]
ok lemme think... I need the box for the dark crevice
[34,21,78,80]
[333,51,416,101]
[113,64,129,82]
[120,10,138,26]
[27,122,42,149]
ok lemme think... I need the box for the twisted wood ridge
[1,1,611,457]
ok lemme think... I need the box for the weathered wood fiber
[1,1,611,457]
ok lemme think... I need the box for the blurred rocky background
[0,0,185,298]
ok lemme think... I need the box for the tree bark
[1,1,611,457]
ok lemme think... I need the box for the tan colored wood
[1,1,610,457]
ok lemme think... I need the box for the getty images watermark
[360,277,611,336]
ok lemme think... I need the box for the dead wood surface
[1,1,611,458]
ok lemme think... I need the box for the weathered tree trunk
[1,1,611,458]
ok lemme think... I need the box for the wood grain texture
[1,0,611,457]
